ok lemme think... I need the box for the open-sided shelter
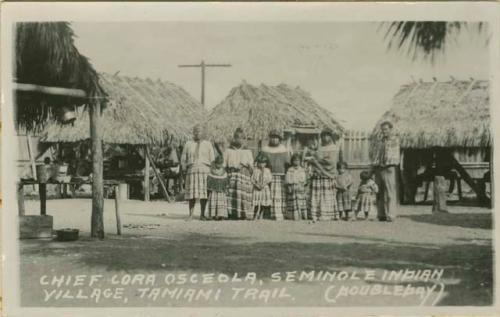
[371,79,491,204]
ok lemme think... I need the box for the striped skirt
[309,176,337,221]
[270,175,286,220]
[228,172,253,219]
[207,191,228,218]
[336,189,352,212]
[286,184,307,220]
[253,185,272,207]
[184,167,209,200]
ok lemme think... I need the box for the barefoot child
[252,154,272,219]
[207,155,229,220]
[286,154,307,220]
[336,161,353,220]
[355,171,379,220]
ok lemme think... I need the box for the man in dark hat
[372,120,400,222]
[261,129,291,220]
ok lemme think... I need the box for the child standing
[252,154,273,220]
[285,154,307,220]
[355,171,379,220]
[207,155,229,220]
[336,161,353,220]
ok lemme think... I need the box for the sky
[71,22,490,131]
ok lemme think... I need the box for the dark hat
[268,129,282,139]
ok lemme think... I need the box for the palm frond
[15,22,104,132]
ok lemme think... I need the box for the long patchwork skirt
[309,176,337,221]
[228,172,253,219]
[270,175,286,220]
[184,166,209,200]
[336,189,352,213]
[207,191,228,218]
[286,184,307,220]
[253,186,272,208]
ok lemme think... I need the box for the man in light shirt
[372,121,400,222]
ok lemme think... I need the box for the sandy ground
[19,198,492,307]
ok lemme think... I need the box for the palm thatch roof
[41,73,206,145]
[206,81,344,142]
[371,79,490,150]
[15,22,104,132]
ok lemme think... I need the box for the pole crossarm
[177,60,232,106]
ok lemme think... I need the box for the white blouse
[224,147,254,169]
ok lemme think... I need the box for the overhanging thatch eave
[370,79,491,156]
[41,73,206,146]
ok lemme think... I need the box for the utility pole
[178,60,231,107]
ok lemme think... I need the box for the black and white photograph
[2,2,499,317]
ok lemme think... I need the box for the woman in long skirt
[261,129,290,220]
[224,128,254,220]
[307,128,342,221]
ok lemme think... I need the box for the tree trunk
[90,102,105,239]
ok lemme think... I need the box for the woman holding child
[306,128,343,221]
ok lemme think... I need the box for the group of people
[181,121,400,222]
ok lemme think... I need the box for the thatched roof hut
[206,81,344,142]
[42,73,206,145]
[372,79,490,149]
[15,22,104,132]
[371,79,491,205]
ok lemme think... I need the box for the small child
[285,154,307,220]
[207,155,229,220]
[335,161,353,220]
[252,154,273,220]
[355,171,379,220]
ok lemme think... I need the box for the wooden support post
[451,156,486,202]
[145,149,172,202]
[39,183,47,215]
[115,185,122,235]
[432,175,448,212]
[26,135,37,180]
[17,183,25,216]
[90,102,105,239]
[144,146,150,201]
[490,148,494,208]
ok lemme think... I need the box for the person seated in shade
[261,129,291,220]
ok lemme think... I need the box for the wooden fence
[340,130,371,166]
